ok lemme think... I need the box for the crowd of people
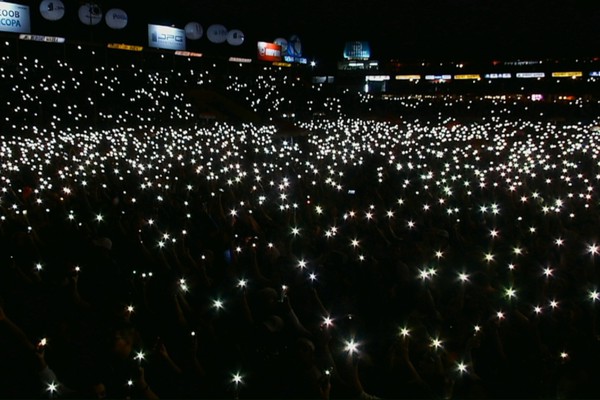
[1,41,600,399]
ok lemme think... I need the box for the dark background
[18,0,600,66]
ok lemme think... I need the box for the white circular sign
[39,0,65,21]
[78,3,103,26]
[207,24,228,44]
[185,22,203,40]
[226,29,244,46]
[274,38,288,53]
[105,8,128,29]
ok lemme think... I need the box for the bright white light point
[315,206,323,215]
[534,306,543,314]
[496,311,505,320]
[35,263,43,271]
[588,244,600,256]
[323,316,333,327]
[344,339,359,355]
[484,252,495,262]
[134,350,145,362]
[237,279,247,288]
[127,380,133,386]
[291,227,300,236]
[351,239,360,248]
[435,250,443,259]
[504,287,517,299]
[458,272,470,283]
[399,326,410,338]
[407,220,415,229]
[490,229,499,238]
[543,267,554,277]
[231,372,243,385]
[430,337,443,350]
[213,299,224,310]
[126,305,134,313]
[309,272,317,281]
[474,325,481,333]
[589,290,600,302]
[297,259,307,269]
[549,300,559,309]
[513,246,523,255]
[95,214,103,222]
[46,381,58,393]
[555,238,564,246]
[456,362,468,374]
[560,352,569,359]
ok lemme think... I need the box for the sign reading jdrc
[0,2,30,33]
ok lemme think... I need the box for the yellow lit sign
[272,62,292,67]
[107,43,143,52]
[395,75,421,80]
[551,71,582,78]
[454,74,481,80]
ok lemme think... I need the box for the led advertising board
[484,73,512,79]
[148,24,186,51]
[551,71,582,78]
[454,74,481,80]
[395,75,421,80]
[343,41,370,60]
[516,72,545,78]
[0,2,30,33]
[257,41,282,62]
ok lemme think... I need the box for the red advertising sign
[257,41,281,62]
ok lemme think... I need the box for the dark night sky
[19,0,600,64]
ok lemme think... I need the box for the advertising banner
[148,24,186,51]
[551,71,582,78]
[0,2,30,33]
[516,72,545,79]
[257,41,281,62]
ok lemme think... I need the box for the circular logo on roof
[40,0,65,21]
[207,24,228,44]
[185,22,203,40]
[227,29,245,46]
[78,3,103,26]
[105,8,128,30]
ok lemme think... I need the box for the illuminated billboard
[454,74,481,80]
[516,72,545,78]
[257,41,282,62]
[365,75,390,81]
[20,34,64,43]
[395,75,421,80]
[551,71,582,78]
[148,24,186,51]
[343,41,370,60]
[0,2,30,33]
[484,73,512,79]
[425,75,452,81]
